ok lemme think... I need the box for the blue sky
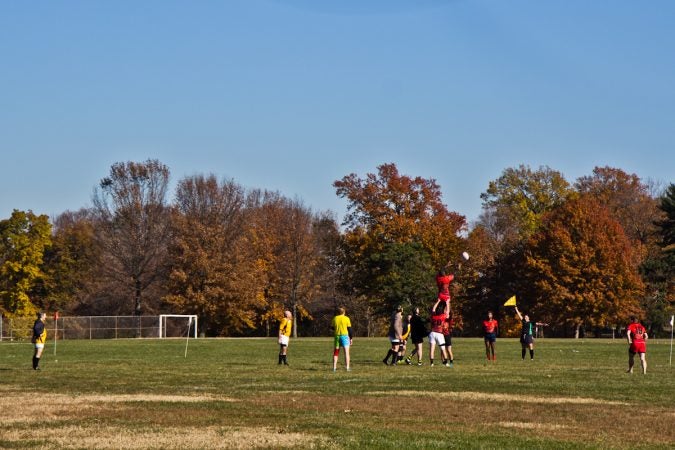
[1,0,673,226]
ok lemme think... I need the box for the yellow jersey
[332,314,351,336]
[33,319,47,344]
[279,317,292,337]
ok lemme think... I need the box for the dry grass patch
[0,391,236,424]
[249,390,675,447]
[499,421,569,431]
[1,425,331,449]
[370,390,629,405]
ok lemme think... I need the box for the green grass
[1,337,674,449]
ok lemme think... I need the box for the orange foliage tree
[576,166,663,261]
[166,175,262,335]
[334,163,466,318]
[522,196,643,336]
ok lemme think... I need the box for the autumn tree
[576,166,663,260]
[472,165,574,331]
[247,192,321,337]
[334,163,466,319]
[522,196,643,337]
[91,160,172,316]
[31,209,98,314]
[0,210,52,316]
[165,175,260,335]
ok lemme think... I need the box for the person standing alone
[278,310,292,365]
[626,316,648,374]
[31,312,47,370]
[483,311,498,362]
[332,307,353,372]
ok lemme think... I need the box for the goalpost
[158,314,198,339]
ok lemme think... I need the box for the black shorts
[444,334,452,347]
[520,334,534,345]
[484,333,496,343]
[411,335,425,345]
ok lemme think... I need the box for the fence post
[115,316,118,340]
[89,316,92,340]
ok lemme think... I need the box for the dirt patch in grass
[249,391,675,447]
[1,425,331,449]
[0,392,236,424]
[499,421,569,431]
[370,390,629,405]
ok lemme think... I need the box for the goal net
[158,315,198,338]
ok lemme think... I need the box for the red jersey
[436,274,454,301]
[483,319,498,334]
[442,316,453,336]
[627,322,646,343]
[430,313,446,333]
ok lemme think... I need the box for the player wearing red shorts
[626,316,648,374]
[436,269,454,308]
[482,311,498,362]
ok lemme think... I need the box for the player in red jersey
[482,311,498,362]
[626,316,648,374]
[442,313,454,367]
[435,268,454,311]
[428,300,450,367]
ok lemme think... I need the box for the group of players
[277,265,650,375]
[27,264,647,375]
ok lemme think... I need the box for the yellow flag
[503,295,517,306]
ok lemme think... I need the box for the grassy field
[1,336,674,449]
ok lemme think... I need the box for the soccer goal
[158,315,198,338]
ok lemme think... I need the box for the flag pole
[53,312,59,356]
[669,315,674,367]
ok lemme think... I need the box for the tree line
[1,160,673,338]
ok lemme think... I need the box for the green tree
[367,241,435,313]
[0,210,52,316]
[334,163,466,320]
[639,183,675,334]
[480,164,574,242]
[522,196,643,337]
[31,209,98,314]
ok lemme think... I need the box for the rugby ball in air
[461,251,470,261]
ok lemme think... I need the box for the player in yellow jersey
[332,307,352,372]
[31,312,47,370]
[278,310,292,365]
